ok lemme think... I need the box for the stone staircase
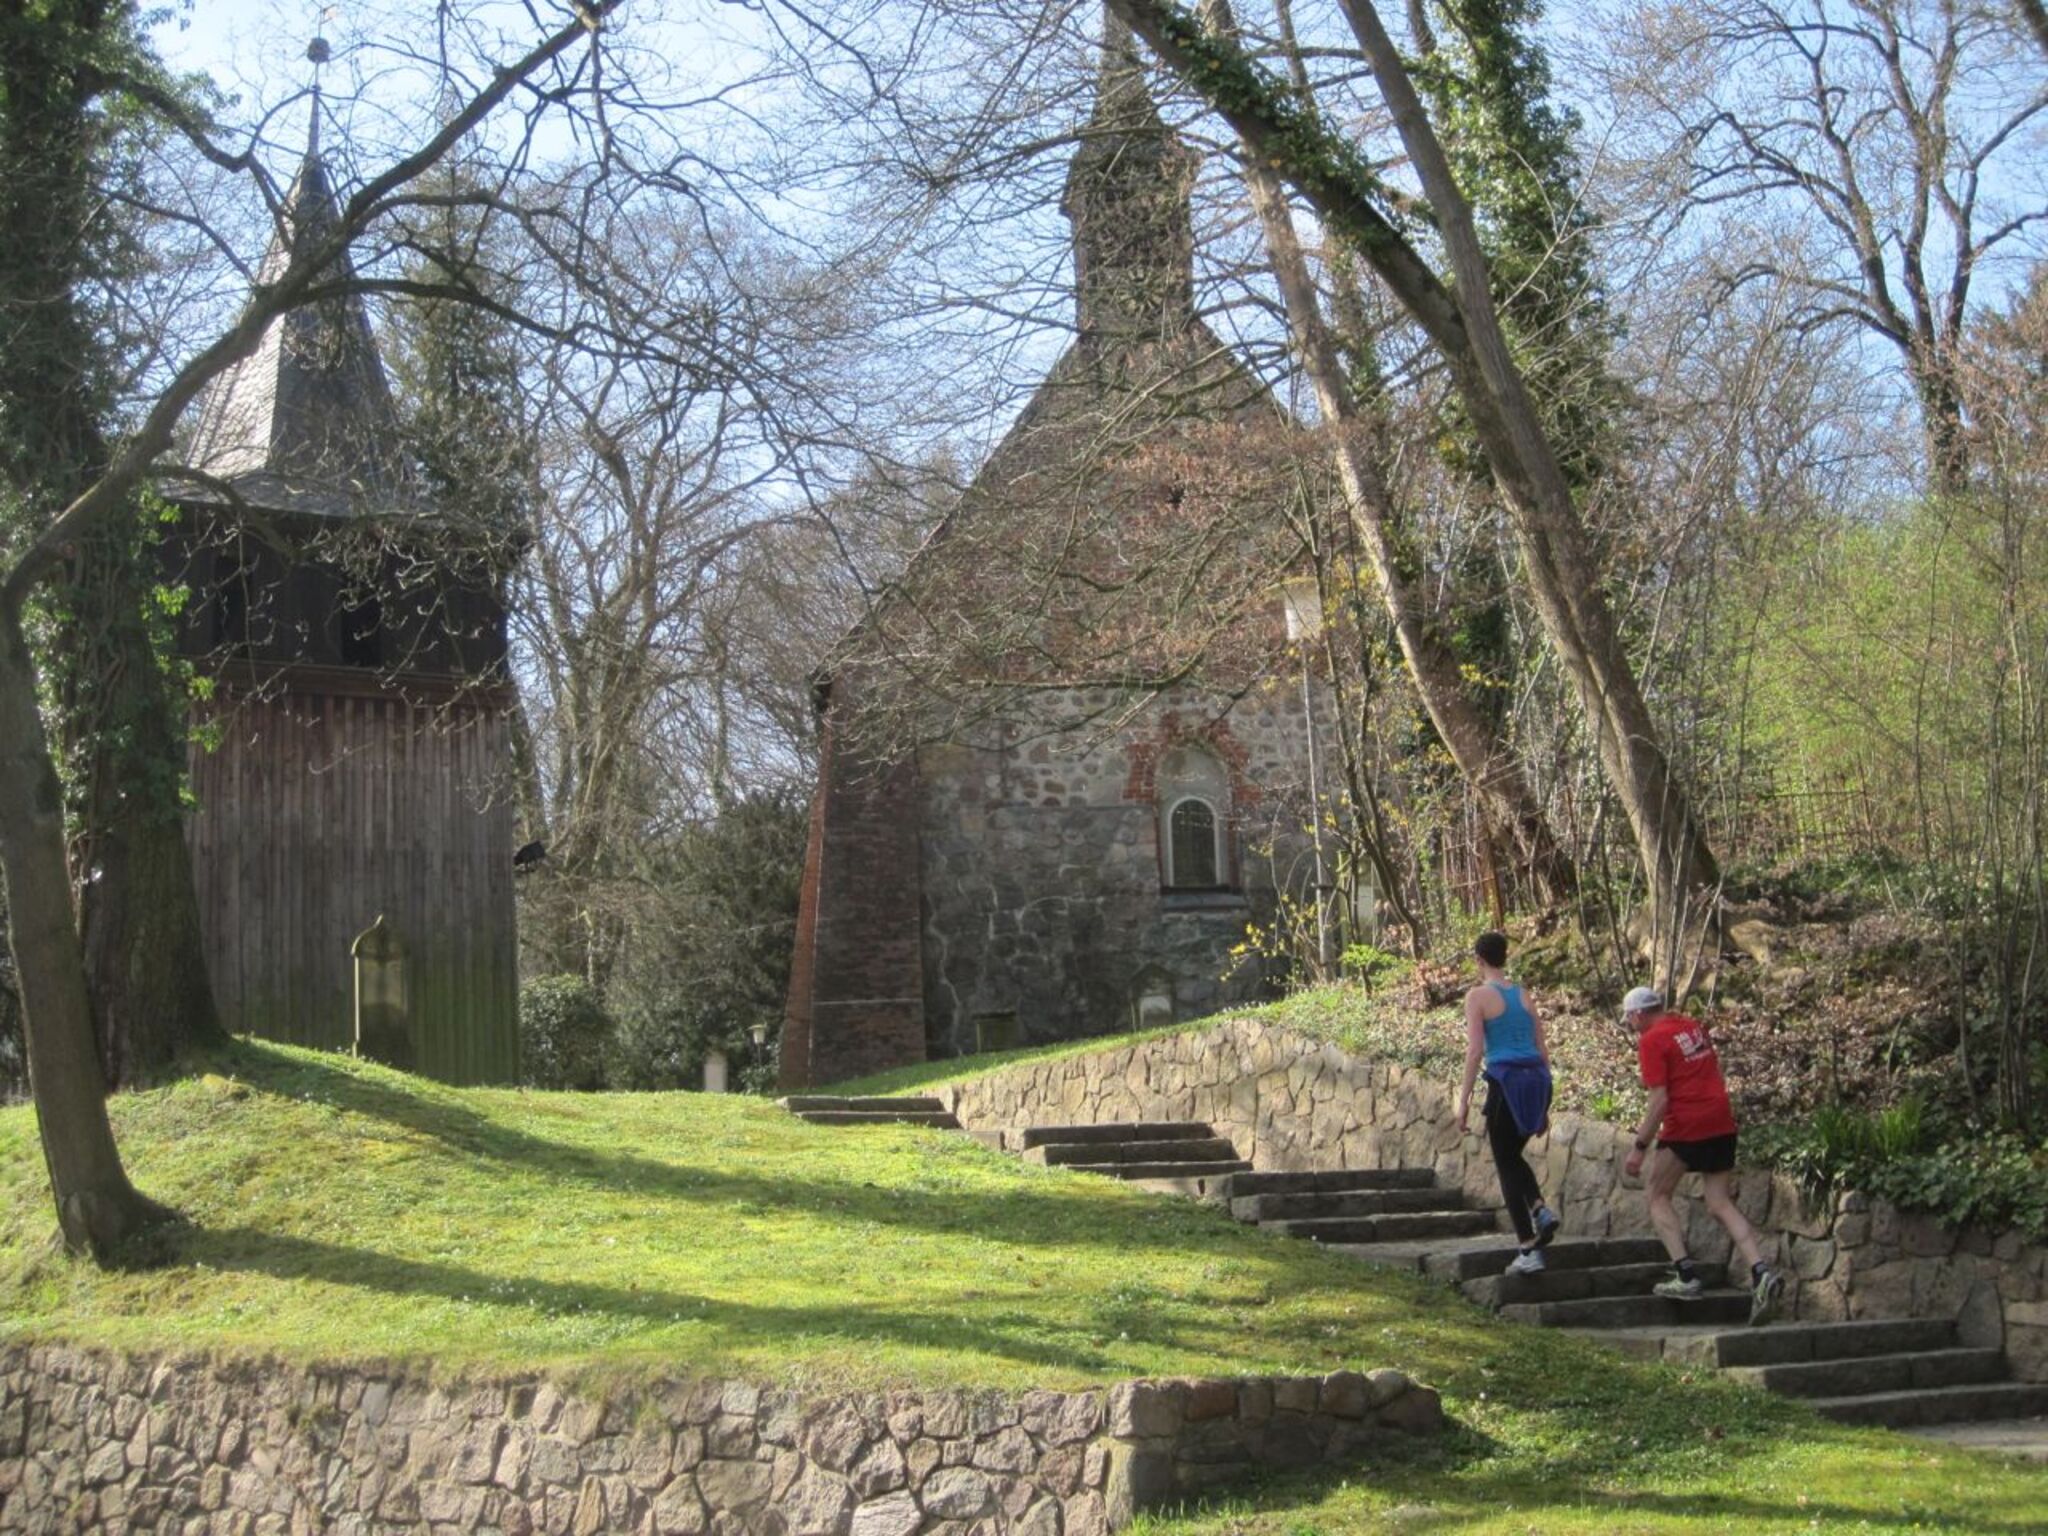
[1291,1183,2048,1432]
[796,1102,2047,1437]
[1014,1122,1251,1192]
[1222,1168,1498,1247]
[779,1095,962,1129]
[1594,1314,2048,1429]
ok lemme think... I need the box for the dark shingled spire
[186,95,406,511]
[1059,8,1198,341]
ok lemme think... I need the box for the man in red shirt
[1621,987,1784,1325]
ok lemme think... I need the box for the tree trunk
[1111,0,1715,938]
[61,528,221,1085]
[0,0,218,1084]
[1326,0,1716,920]
[1218,20,1575,903]
[0,603,167,1260]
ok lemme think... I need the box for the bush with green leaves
[1749,1097,2048,1243]
[518,975,615,1091]
[602,791,803,1094]
[1339,940,1407,992]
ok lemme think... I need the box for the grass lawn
[1,1040,2043,1531]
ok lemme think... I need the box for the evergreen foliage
[1409,0,1620,488]
[384,159,535,553]
[517,974,615,1091]
[606,790,807,1093]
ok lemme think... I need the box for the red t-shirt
[1637,1012,1738,1141]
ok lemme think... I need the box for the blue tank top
[1483,983,1542,1067]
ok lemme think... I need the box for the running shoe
[1532,1205,1561,1249]
[1749,1267,1785,1327]
[1652,1274,1703,1300]
[1504,1248,1547,1276]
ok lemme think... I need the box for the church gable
[781,14,1328,1085]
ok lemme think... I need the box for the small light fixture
[749,1021,769,1051]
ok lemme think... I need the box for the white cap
[1622,986,1664,1015]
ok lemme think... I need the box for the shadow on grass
[197,1041,1277,1266]
[178,1222,1134,1376]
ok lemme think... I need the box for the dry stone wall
[945,1017,2048,1379]
[0,1347,1440,1535]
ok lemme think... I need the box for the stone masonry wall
[918,689,1324,1059]
[0,1348,1441,1536]
[943,1017,2048,1380]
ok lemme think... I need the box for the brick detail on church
[779,690,928,1089]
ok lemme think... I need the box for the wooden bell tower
[162,103,521,1083]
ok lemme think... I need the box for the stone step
[1665,1317,1962,1370]
[1313,1232,1514,1274]
[1063,1159,1254,1181]
[1017,1122,1216,1149]
[1499,1289,1753,1330]
[1125,1174,1246,1199]
[1266,1210,1499,1245]
[1557,1323,1731,1363]
[780,1096,946,1113]
[1030,1136,1240,1167]
[1423,1237,1672,1283]
[1213,1168,1437,1198]
[1727,1348,2008,1400]
[1809,1382,2048,1429]
[1909,1417,2048,1458]
[1230,1187,1471,1223]
[796,1110,962,1128]
[1464,1261,1729,1311]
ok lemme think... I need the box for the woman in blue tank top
[1457,931,1558,1274]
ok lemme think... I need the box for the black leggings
[1484,1078,1546,1245]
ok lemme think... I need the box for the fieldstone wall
[916,692,1323,1061]
[0,1348,1441,1535]
[943,1017,2048,1378]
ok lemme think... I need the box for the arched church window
[1167,797,1221,888]
[1156,745,1231,890]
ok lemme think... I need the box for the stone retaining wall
[944,1017,2048,1378]
[0,1347,1441,1535]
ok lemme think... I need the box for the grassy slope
[825,1020,1204,1098]
[0,1041,2042,1532]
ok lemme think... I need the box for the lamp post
[1283,577,1332,980]
[749,1020,769,1086]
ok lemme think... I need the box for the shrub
[1340,941,1406,992]
[518,975,614,1090]
[1748,1096,2048,1243]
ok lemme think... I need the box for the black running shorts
[1660,1133,1738,1173]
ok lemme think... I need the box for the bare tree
[1100,0,1718,945]
[1590,0,2048,494]
[1200,0,1575,905]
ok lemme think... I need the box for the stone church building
[780,23,1335,1088]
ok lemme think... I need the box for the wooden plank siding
[186,682,521,1084]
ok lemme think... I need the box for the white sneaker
[1750,1268,1785,1326]
[1505,1249,1546,1276]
